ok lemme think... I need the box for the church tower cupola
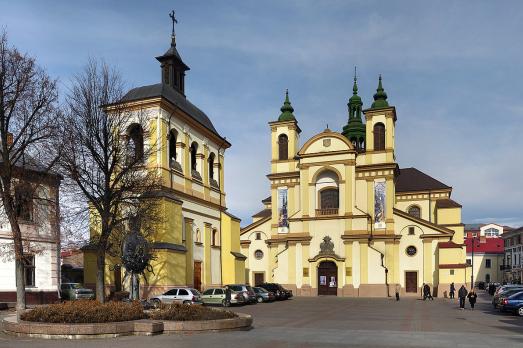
[156,10,190,95]
[370,74,389,109]
[342,69,366,151]
[278,89,296,122]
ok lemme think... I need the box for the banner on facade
[374,181,386,229]
[278,187,289,233]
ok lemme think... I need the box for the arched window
[373,123,385,151]
[195,228,201,243]
[15,185,33,221]
[278,134,288,160]
[407,205,421,219]
[212,228,219,246]
[190,142,198,172]
[208,153,215,181]
[169,129,177,164]
[127,124,144,162]
[315,170,339,215]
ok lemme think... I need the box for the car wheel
[257,297,263,303]
[151,299,161,309]
[518,307,523,316]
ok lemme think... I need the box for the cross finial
[169,10,178,37]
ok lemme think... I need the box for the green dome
[278,89,296,122]
[370,75,389,109]
[342,71,366,150]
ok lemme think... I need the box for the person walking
[468,289,478,310]
[224,285,231,307]
[458,285,468,310]
[449,282,455,299]
[423,284,433,301]
[395,284,400,301]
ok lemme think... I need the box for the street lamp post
[470,235,479,289]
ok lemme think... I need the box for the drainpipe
[272,241,289,280]
[355,206,390,297]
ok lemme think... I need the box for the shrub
[21,300,146,323]
[149,303,237,321]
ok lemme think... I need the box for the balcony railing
[315,208,339,216]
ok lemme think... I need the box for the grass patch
[20,300,146,323]
[148,303,238,321]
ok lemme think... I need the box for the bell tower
[342,70,366,152]
[363,75,397,162]
[269,90,301,170]
[156,10,190,95]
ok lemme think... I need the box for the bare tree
[60,59,161,302]
[0,29,60,316]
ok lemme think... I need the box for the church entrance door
[318,261,337,295]
[405,271,418,293]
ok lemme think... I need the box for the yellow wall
[221,212,245,284]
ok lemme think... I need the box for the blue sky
[1,1,522,227]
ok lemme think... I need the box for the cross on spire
[169,10,178,37]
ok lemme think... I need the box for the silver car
[201,287,245,306]
[150,288,202,307]
[60,283,95,301]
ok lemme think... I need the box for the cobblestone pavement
[1,293,522,347]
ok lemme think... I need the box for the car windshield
[190,289,201,295]
[255,287,267,293]
[246,286,254,292]
[229,285,243,292]
[70,284,82,289]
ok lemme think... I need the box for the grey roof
[156,45,189,70]
[396,167,450,193]
[122,83,226,142]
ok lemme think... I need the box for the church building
[241,75,468,297]
[84,19,245,298]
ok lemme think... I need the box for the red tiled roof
[465,237,504,254]
[438,241,463,249]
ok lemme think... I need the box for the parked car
[150,288,202,307]
[494,284,523,296]
[253,287,275,303]
[492,287,523,308]
[201,287,245,306]
[60,283,95,301]
[258,283,293,300]
[227,284,257,304]
[499,291,523,316]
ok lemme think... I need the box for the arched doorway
[318,261,338,295]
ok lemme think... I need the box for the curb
[1,312,253,339]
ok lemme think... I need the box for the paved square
[1,294,523,347]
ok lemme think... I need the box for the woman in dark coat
[467,289,478,309]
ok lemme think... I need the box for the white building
[502,226,523,283]
[0,164,61,304]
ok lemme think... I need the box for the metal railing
[315,208,339,216]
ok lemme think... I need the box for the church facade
[84,24,245,298]
[241,76,468,297]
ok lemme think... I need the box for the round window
[406,246,417,256]
[254,250,264,260]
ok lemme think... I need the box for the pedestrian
[424,284,433,300]
[449,282,455,299]
[422,283,426,300]
[467,289,477,310]
[224,285,231,307]
[395,284,400,301]
[458,285,468,310]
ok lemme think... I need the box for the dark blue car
[499,290,523,316]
